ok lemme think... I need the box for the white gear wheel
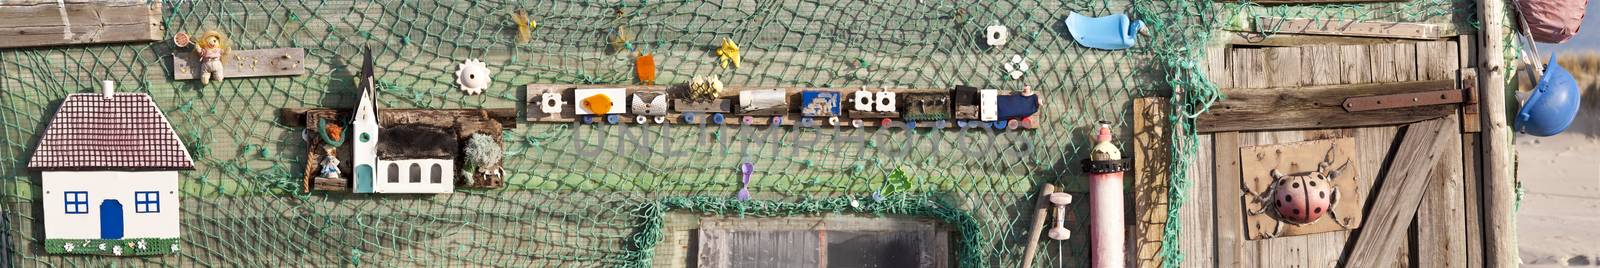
[455,58,492,95]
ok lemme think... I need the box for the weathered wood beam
[0,0,163,49]
[1476,0,1517,265]
[278,108,518,128]
[173,48,307,80]
[1197,80,1458,133]
[1235,17,1455,40]
[1216,0,1404,3]
[1344,116,1458,267]
[1229,32,1412,47]
[1131,97,1170,268]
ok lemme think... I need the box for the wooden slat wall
[1185,38,1472,267]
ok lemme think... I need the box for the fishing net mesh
[0,0,1474,266]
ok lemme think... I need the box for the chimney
[101,80,114,99]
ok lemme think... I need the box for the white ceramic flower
[62,242,74,252]
[1003,55,1030,79]
[97,243,106,251]
[986,24,1009,47]
[171,244,181,252]
[137,239,148,250]
[113,245,123,256]
[455,58,492,95]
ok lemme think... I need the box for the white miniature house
[349,55,454,194]
[28,83,193,256]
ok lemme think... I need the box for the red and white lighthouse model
[1084,122,1129,268]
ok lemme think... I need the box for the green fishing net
[0,0,1474,266]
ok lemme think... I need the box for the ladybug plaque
[1239,137,1364,240]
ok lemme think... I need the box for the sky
[1541,0,1600,55]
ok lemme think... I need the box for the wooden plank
[1232,48,1268,89]
[0,0,163,49]
[1213,132,1251,268]
[1179,135,1215,268]
[1242,17,1454,40]
[172,48,308,80]
[1417,41,1461,81]
[1418,123,1467,267]
[1239,138,1364,239]
[279,108,518,128]
[1132,98,1169,268]
[1340,45,1374,85]
[1459,35,1482,133]
[1196,80,1459,133]
[1344,116,1459,267]
[697,216,948,268]
[1264,47,1303,88]
[1371,44,1400,83]
[1461,134,1485,268]
[1207,47,1233,90]
[1229,32,1413,47]
[1302,46,1344,86]
[1217,0,1407,3]
[1395,43,1420,82]
[1475,0,1519,265]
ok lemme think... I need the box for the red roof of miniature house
[27,93,196,171]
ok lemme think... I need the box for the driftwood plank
[1303,46,1344,86]
[1206,47,1233,90]
[1212,132,1251,267]
[278,108,518,128]
[1344,115,1459,267]
[1340,45,1374,85]
[1132,98,1169,268]
[1196,80,1459,133]
[1242,17,1454,40]
[1461,134,1485,268]
[1229,32,1412,47]
[0,0,163,48]
[172,48,307,80]
[1418,118,1467,268]
[1179,135,1215,268]
[1265,47,1303,88]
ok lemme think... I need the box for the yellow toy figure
[194,31,230,85]
[716,37,740,69]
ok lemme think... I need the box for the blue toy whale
[1065,12,1144,50]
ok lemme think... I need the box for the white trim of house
[40,171,180,240]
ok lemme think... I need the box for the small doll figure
[317,147,341,178]
[194,31,230,85]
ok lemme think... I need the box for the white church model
[349,50,455,194]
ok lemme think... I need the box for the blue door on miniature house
[99,200,124,239]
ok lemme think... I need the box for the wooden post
[1475,0,1517,267]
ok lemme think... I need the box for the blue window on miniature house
[64,191,88,214]
[134,191,160,213]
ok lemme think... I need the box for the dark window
[430,164,443,184]
[410,163,422,183]
[387,163,400,183]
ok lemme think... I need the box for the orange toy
[582,94,614,114]
[635,52,656,85]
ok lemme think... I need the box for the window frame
[63,191,88,214]
[134,191,160,213]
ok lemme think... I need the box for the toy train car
[541,83,1038,129]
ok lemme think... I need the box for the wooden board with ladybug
[1239,137,1363,240]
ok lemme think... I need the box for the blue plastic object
[1517,54,1582,137]
[1064,12,1143,50]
